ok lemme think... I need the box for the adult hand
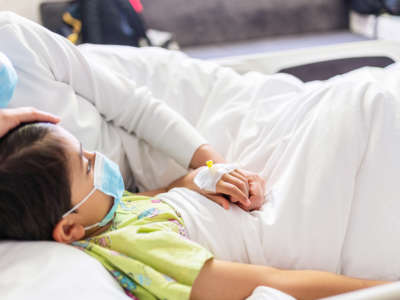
[234,169,266,211]
[0,107,60,138]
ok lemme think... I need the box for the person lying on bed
[0,11,268,213]
[0,122,390,300]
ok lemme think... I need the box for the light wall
[0,0,67,24]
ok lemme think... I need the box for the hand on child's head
[0,107,60,138]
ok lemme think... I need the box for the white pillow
[0,241,130,300]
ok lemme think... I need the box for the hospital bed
[215,39,400,81]
[2,39,400,300]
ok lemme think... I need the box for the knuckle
[239,181,246,191]
[233,185,242,195]
[258,175,266,183]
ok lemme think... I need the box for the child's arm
[136,188,167,197]
[190,259,390,300]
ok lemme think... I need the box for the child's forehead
[52,125,80,150]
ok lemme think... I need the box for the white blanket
[201,64,400,281]
[83,44,400,281]
[196,64,400,281]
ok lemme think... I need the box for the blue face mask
[62,152,125,231]
[0,52,18,108]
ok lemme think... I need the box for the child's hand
[199,168,267,211]
[168,167,266,211]
[200,168,252,210]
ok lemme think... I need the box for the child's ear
[53,217,85,243]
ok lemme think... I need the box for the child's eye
[87,157,92,174]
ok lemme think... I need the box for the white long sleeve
[0,12,207,168]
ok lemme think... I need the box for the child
[0,122,390,300]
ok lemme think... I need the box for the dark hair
[0,122,71,241]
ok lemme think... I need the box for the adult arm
[0,12,205,168]
[189,144,226,169]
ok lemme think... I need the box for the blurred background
[0,0,399,59]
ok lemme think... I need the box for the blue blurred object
[0,52,18,108]
[383,0,400,15]
[351,0,383,15]
[80,0,150,47]
[351,0,400,15]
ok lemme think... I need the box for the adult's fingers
[230,170,249,190]
[11,107,60,124]
[221,173,249,198]
[237,201,251,212]
[0,108,61,138]
[206,193,230,210]
[237,194,261,212]
[248,180,266,210]
[216,181,250,206]
[251,175,266,197]
[234,168,249,179]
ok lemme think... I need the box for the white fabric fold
[159,64,400,281]
[246,286,296,300]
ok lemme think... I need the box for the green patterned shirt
[73,191,214,300]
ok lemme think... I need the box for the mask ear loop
[84,221,101,231]
[62,187,97,218]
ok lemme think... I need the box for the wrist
[166,175,188,192]
[189,144,226,169]
[166,168,200,193]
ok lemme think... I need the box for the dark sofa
[142,0,350,46]
[41,0,349,47]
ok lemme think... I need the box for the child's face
[52,126,115,243]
